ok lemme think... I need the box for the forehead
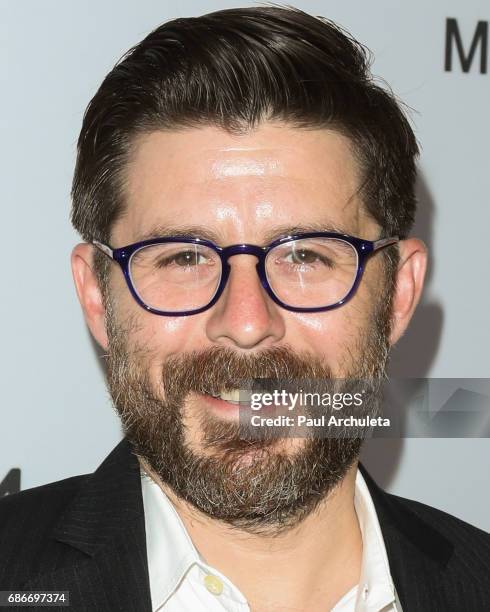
[114,123,376,245]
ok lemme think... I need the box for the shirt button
[362,584,369,600]
[204,574,224,596]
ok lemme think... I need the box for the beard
[104,291,392,536]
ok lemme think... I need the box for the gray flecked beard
[104,295,392,536]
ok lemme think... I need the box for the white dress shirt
[141,466,403,611]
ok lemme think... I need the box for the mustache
[160,344,335,401]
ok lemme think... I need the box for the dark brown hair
[70,5,418,297]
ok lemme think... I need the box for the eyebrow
[134,221,352,246]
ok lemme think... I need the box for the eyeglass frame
[92,232,399,316]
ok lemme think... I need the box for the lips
[197,392,246,420]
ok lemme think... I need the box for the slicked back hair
[70,5,418,301]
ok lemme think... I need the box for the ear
[71,243,109,351]
[389,238,428,346]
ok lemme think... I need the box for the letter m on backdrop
[445,18,488,73]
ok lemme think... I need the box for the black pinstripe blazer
[0,438,489,611]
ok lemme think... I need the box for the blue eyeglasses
[92,232,398,316]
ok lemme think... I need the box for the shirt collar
[140,469,199,608]
[352,469,397,611]
[141,465,398,611]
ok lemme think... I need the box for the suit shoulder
[0,474,88,535]
[0,475,90,587]
[386,489,490,569]
[387,490,489,539]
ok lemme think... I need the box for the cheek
[123,313,194,393]
[290,311,354,350]
[131,313,191,356]
[289,300,372,364]
[124,309,228,385]
[110,271,193,355]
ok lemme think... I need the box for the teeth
[216,389,242,403]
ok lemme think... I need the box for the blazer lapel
[358,462,454,612]
[23,438,152,612]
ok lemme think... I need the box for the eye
[287,249,316,264]
[284,249,333,267]
[158,250,209,267]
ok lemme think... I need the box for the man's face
[104,123,392,534]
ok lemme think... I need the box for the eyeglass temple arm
[92,240,114,259]
[372,236,399,252]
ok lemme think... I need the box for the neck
[140,458,362,611]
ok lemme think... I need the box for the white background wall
[1,1,489,530]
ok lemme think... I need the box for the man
[0,5,488,611]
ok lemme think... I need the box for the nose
[205,255,286,349]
